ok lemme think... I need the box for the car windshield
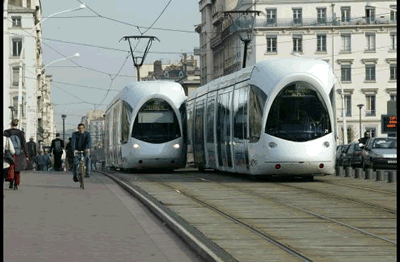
[354,143,361,151]
[372,138,397,149]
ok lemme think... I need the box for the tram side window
[121,101,133,144]
[206,97,215,143]
[234,88,249,139]
[104,112,110,149]
[186,102,193,147]
[249,85,268,143]
[113,106,118,145]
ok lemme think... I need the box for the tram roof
[106,81,186,112]
[188,57,334,101]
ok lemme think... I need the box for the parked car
[343,142,363,168]
[361,137,397,170]
[336,144,350,166]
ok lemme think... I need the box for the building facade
[198,0,397,144]
[4,0,56,147]
[80,109,105,148]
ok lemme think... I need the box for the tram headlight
[133,143,140,149]
[173,144,180,149]
[323,141,330,148]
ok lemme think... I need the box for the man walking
[50,133,64,171]
[26,137,37,161]
[3,119,29,190]
[71,123,92,182]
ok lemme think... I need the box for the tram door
[233,85,249,173]
[193,99,206,169]
[216,89,233,170]
[205,92,217,169]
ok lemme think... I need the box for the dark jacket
[4,128,28,172]
[66,142,73,158]
[50,138,65,155]
[27,141,37,158]
[71,131,91,152]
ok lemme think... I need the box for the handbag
[7,163,15,182]
[4,150,14,164]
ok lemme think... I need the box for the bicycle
[77,151,86,190]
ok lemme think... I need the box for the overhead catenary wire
[142,0,173,35]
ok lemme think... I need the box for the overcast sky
[41,0,200,132]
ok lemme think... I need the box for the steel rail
[316,180,397,196]
[194,176,397,245]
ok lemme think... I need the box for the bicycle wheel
[79,162,85,189]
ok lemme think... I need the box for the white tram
[187,57,336,177]
[104,81,187,170]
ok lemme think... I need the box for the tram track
[192,176,396,245]
[98,169,397,261]
[315,179,397,196]
[100,170,313,262]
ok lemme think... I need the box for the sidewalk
[4,170,202,262]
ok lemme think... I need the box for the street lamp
[357,104,364,139]
[62,114,67,143]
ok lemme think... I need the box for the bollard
[335,166,343,177]
[365,169,374,180]
[376,170,384,181]
[345,166,352,177]
[354,168,362,179]
[360,168,368,180]
[393,170,397,182]
[384,171,393,183]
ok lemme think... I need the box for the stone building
[197,0,397,143]
[4,0,56,147]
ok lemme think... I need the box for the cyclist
[71,123,92,182]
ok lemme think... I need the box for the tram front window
[265,82,331,142]
[132,99,181,144]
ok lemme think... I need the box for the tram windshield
[265,82,332,142]
[132,99,181,144]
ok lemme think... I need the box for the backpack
[54,140,62,154]
[10,134,22,156]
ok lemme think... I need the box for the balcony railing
[253,17,396,27]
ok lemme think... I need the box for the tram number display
[381,115,397,133]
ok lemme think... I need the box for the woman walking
[3,135,15,194]
[3,119,29,190]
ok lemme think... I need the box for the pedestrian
[71,123,92,182]
[50,133,64,171]
[3,119,29,190]
[3,135,15,190]
[41,151,51,171]
[359,131,371,145]
[26,137,37,161]
[65,137,73,171]
[61,149,66,171]
[35,151,44,171]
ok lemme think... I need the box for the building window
[365,65,376,81]
[266,9,277,25]
[365,33,375,51]
[390,32,396,50]
[341,65,351,81]
[390,5,397,21]
[365,95,376,116]
[317,8,327,24]
[390,64,397,80]
[292,35,302,52]
[344,95,352,117]
[341,34,351,51]
[390,95,397,101]
[12,66,20,86]
[293,8,302,25]
[12,38,22,56]
[11,16,21,27]
[365,6,375,24]
[266,35,277,53]
[341,7,351,23]
[317,34,326,52]
[365,127,376,137]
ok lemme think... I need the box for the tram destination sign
[381,115,397,133]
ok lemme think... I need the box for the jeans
[73,153,91,178]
